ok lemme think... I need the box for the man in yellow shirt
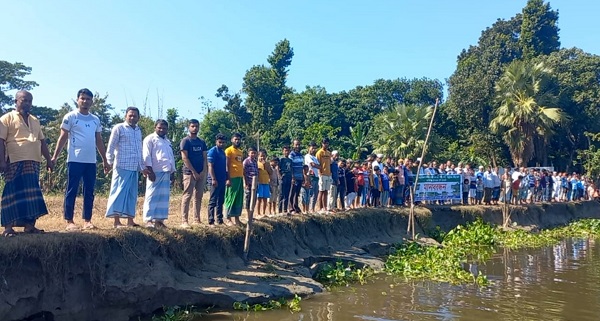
[0,90,54,236]
[224,133,244,226]
[316,138,332,213]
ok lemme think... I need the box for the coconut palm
[490,60,563,167]
[373,104,433,159]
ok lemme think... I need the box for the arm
[0,138,6,173]
[265,162,273,175]
[51,128,69,162]
[106,126,119,166]
[41,139,54,172]
[202,150,208,176]
[208,161,217,187]
[142,136,155,181]
[181,150,199,179]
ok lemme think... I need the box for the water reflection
[208,239,600,320]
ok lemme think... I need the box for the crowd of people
[1,89,598,237]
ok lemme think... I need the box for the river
[200,238,600,321]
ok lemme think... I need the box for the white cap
[376,154,383,158]
[332,150,339,155]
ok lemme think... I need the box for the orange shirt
[316,149,332,176]
[0,111,44,163]
[257,161,272,184]
[225,146,244,178]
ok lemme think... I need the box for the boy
[301,165,312,213]
[269,156,281,215]
[463,178,470,205]
[256,149,272,217]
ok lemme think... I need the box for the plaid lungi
[143,172,171,222]
[1,161,48,227]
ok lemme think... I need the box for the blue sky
[3,1,599,120]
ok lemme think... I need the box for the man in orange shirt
[0,90,54,236]
[316,138,332,213]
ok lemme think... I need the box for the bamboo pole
[407,98,440,239]
[243,175,258,262]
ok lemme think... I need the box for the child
[469,175,477,205]
[345,165,357,209]
[256,149,272,217]
[381,166,391,207]
[361,163,371,207]
[355,164,364,208]
[512,175,522,204]
[301,165,311,213]
[475,177,484,205]
[268,156,281,215]
[370,166,382,207]
[463,178,470,205]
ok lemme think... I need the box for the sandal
[24,227,45,234]
[82,223,97,230]
[3,230,16,237]
[66,224,81,231]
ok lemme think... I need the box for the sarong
[225,177,243,217]
[143,172,171,222]
[106,168,138,218]
[1,161,48,227]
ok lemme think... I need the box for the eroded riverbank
[2,201,599,321]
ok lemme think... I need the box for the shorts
[269,184,279,203]
[257,184,271,199]
[319,175,332,191]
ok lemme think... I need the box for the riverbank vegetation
[315,261,374,287]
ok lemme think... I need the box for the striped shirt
[106,122,143,171]
[243,157,258,189]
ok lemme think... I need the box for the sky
[2,0,599,121]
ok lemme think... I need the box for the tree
[520,0,560,60]
[344,123,370,160]
[199,109,235,142]
[215,84,251,132]
[372,104,434,159]
[0,61,38,110]
[490,60,563,167]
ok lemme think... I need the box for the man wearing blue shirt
[207,133,227,226]
[289,139,304,214]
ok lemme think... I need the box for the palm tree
[490,60,563,167]
[345,123,370,160]
[373,104,433,159]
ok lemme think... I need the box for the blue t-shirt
[381,173,390,191]
[207,146,227,183]
[289,150,304,180]
[180,136,207,174]
[331,162,339,182]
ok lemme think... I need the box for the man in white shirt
[483,166,494,205]
[304,142,320,212]
[372,154,382,173]
[142,119,176,228]
[51,88,110,230]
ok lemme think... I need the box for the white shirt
[304,154,320,177]
[511,170,522,181]
[143,133,176,173]
[61,111,101,163]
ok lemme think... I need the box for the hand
[170,173,175,184]
[148,172,156,182]
[212,179,218,187]
[50,156,57,168]
[103,160,111,174]
[46,159,54,172]
[226,179,231,187]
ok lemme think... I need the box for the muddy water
[203,239,600,321]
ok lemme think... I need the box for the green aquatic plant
[315,261,374,287]
[233,295,302,312]
[151,305,205,321]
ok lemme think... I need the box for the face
[283,147,290,157]
[125,110,139,126]
[249,150,257,159]
[216,139,226,149]
[155,122,168,137]
[340,161,346,168]
[15,91,33,114]
[293,140,301,152]
[309,146,316,154]
[258,152,266,161]
[322,141,329,150]
[188,123,199,135]
[232,136,241,147]
[77,93,93,113]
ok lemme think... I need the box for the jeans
[289,179,302,212]
[337,184,346,210]
[279,177,292,213]
[208,183,225,224]
[360,185,369,206]
[181,173,206,223]
[381,190,389,207]
[64,162,97,221]
[310,178,319,210]
[394,185,405,205]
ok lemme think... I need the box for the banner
[414,175,462,202]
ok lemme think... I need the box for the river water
[200,238,600,321]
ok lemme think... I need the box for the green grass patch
[233,294,302,313]
[314,261,374,287]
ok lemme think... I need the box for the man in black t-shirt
[180,119,207,228]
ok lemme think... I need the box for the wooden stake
[243,175,258,262]
[407,98,440,239]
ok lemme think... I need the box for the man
[304,141,320,212]
[207,134,227,226]
[327,150,339,211]
[337,158,347,211]
[372,154,382,173]
[105,107,146,228]
[0,90,53,236]
[224,133,244,226]
[180,119,208,228]
[278,145,293,214]
[142,119,176,228]
[243,147,259,214]
[316,138,332,213]
[483,166,494,205]
[289,140,304,214]
[51,88,109,231]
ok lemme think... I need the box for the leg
[216,184,225,224]
[193,172,206,223]
[207,182,218,225]
[180,174,194,224]
[82,163,97,227]
[64,162,84,228]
